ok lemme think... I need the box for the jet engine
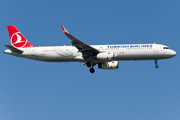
[98,61,119,69]
[96,52,114,60]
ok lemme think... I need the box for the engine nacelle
[98,61,119,69]
[96,52,114,60]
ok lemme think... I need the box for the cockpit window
[163,47,169,49]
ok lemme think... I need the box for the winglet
[61,25,68,34]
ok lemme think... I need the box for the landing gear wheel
[86,62,91,67]
[155,65,159,68]
[155,60,159,68]
[89,68,95,73]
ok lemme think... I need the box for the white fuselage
[4,43,176,63]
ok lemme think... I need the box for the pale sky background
[0,0,180,120]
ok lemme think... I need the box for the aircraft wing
[61,25,99,57]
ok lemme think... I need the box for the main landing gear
[90,67,95,73]
[155,60,159,68]
[86,61,91,68]
[86,62,95,73]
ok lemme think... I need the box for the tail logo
[11,32,27,48]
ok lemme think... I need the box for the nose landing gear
[155,60,159,68]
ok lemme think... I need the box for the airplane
[4,25,176,73]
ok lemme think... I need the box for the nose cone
[170,50,176,57]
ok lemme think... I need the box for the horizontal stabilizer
[4,45,23,52]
